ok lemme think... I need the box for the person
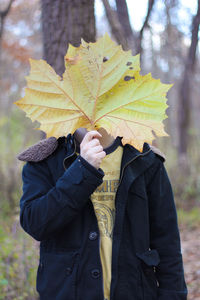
[18,127,187,300]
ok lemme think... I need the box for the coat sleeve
[147,159,188,300]
[20,156,104,241]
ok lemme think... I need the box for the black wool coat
[19,133,187,300]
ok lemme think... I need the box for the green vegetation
[177,208,200,229]
[0,109,40,299]
[158,137,200,209]
[0,108,40,216]
[0,216,39,300]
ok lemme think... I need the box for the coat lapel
[119,143,155,194]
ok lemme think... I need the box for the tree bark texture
[178,0,200,157]
[41,0,96,76]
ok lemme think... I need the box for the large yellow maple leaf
[14,33,172,151]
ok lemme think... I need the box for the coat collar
[17,132,163,167]
[120,142,151,169]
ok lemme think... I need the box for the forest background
[0,0,200,299]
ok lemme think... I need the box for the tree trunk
[41,0,96,76]
[0,0,14,57]
[101,0,129,50]
[136,0,155,55]
[178,0,200,159]
[102,0,155,58]
[115,0,136,52]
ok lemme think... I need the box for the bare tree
[115,0,136,51]
[101,0,129,50]
[102,0,155,56]
[178,0,200,160]
[41,0,96,76]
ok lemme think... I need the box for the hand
[80,130,106,169]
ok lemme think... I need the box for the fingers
[95,151,106,159]
[86,138,101,148]
[88,145,104,153]
[80,130,106,169]
[80,130,102,153]
[81,130,102,145]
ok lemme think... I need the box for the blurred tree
[0,0,42,212]
[0,0,14,54]
[41,0,96,76]
[160,0,183,145]
[101,0,155,57]
[178,0,200,160]
[101,0,128,49]
[115,0,136,50]
[135,0,155,55]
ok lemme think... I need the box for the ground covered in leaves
[181,226,200,300]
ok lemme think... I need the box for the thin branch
[0,0,14,40]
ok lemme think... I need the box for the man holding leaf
[16,35,187,300]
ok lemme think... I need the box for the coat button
[89,231,98,241]
[66,267,72,275]
[91,269,100,279]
